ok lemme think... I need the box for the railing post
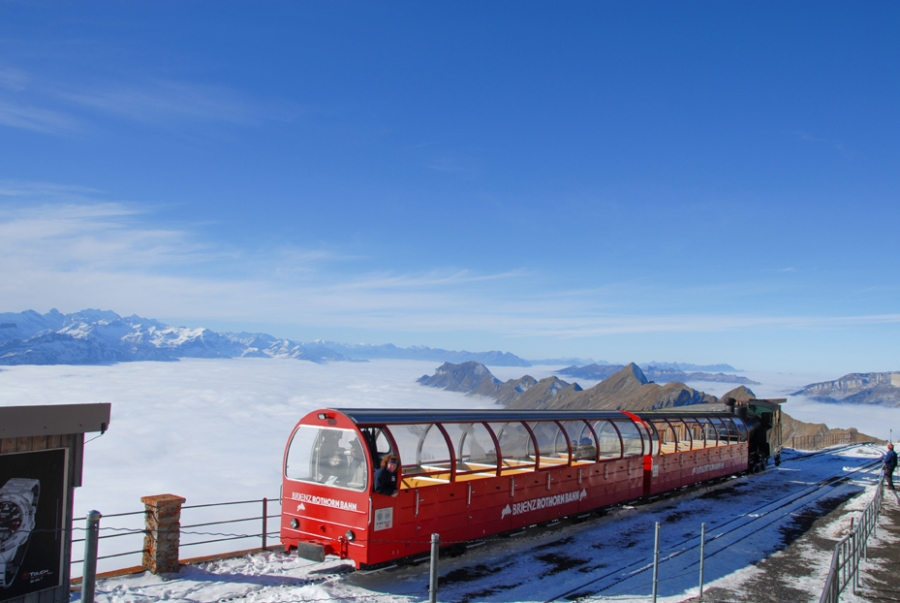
[141,494,186,574]
[698,522,706,602]
[429,533,440,603]
[652,522,660,603]
[82,511,101,603]
[262,497,268,549]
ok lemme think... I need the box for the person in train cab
[373,455,399,496]
[884,443,897,490]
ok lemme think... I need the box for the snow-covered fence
[789,432,856,451]
[818,477,885,603]
[71,496,280,582]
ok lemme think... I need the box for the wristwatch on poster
[0,478,40,589]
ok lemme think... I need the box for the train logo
[691,462,726,475]
[501,489,588,519]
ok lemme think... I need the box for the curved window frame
[558,419,598,463]
[451,422,501,477]
[491,421,538,472]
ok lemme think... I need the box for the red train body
[280,406,768,569]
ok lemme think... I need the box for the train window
[527,421,569,465]
[359,427,393,468]
[711,418,731,444]
[673,419,693,450]
[615,420,644,457]
[491,422,536,470]
[559,420,596,462]
[389,423,451,477]
[733,417,749,442]
[591,420,623,459]
[635,420,658,456]
[651,420,677,453]
[701,418,718,446]
[285,426,368,491]
[719,417,741,443]
[444,422,497,474]
[688,418,713,447]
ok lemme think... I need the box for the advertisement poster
[0,449,67,602]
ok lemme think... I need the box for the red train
[280,402,782,568]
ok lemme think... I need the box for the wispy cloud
[0,66,298,134]
[793,130,849,154]
[55,80,297,127]
[1,181,898,341]
[0,99,81,134]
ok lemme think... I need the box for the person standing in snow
[884,443,897,490]
[374,455,399,496]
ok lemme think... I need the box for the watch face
[0,501,25,542]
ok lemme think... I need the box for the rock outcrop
[417,361,578,408]
[792,372,900,406]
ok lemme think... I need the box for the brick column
[141,494,186,574]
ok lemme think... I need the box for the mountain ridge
[419,360,718,411]
[557,363,759,385]
[0,309,529,367]
[791,372,900,406]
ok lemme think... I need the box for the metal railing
[72,496,279,580]
[71,509,149,568]
[180,497,279,554]
[788,433,856,451]
[818,477,884,603]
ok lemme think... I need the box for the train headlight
[290,518,299,529]
[344,529,356,541]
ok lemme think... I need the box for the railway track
[539,454,882,602]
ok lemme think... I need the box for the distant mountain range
[640,361,739,372]
[557,364,759,385]
[0,309,530,367]
[525,357,597,366]
[419,361,720,411]
[791,372,900,406]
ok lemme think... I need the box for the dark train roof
[637,398,785,418]
[324,407,755,426]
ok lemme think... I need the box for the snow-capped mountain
[304,340,531,366]
[0,309,530,367]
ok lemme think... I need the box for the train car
[281,402,781,569]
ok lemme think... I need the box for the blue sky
[1,2,898,373]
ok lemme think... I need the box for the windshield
[285,426,369,491]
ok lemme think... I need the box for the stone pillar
[141,494,186,574]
